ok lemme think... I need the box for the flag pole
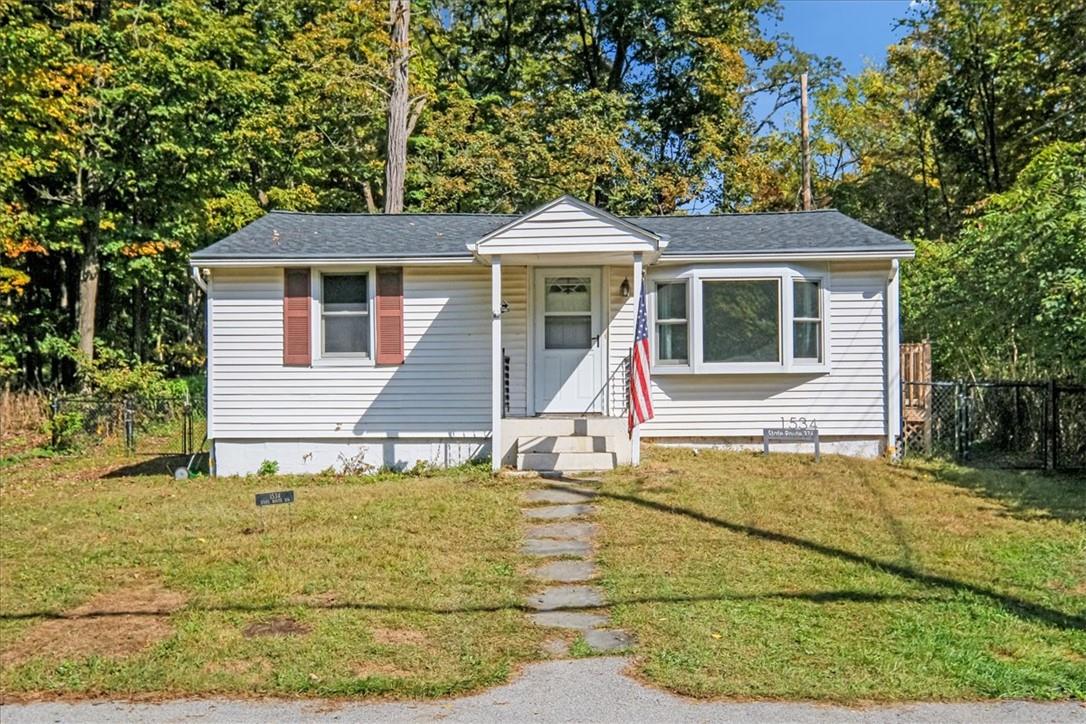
[631,252,643,466]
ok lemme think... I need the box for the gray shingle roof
[190,208,911,261]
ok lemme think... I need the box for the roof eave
[189,255,475,268]
[658,247,916,263]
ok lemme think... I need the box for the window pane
[545,316,591,349]
[794,321,821,361]
[657,323,688,362]
[545,277,590,313]
[793,280,819,318]
[324,315,369,354]
[324,274,367,308]
[702,280,780,363]
[656,282,687,320]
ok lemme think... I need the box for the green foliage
[45,410,85,452]
[903,142,1086,380]
[2,0,1081,386]
[257,459,280,476]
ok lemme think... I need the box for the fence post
[123,397,135,455]
[1049,379,1058,471]
[953,381,963,462]
[50,397,60,448]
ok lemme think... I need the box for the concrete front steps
[507,416,629,473]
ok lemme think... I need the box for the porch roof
[190,199,913,264]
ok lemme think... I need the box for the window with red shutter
[283,269,311,366]
[375,267,404,365]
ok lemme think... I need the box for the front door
[533,268,604,414]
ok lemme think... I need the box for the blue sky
[768,0,912,75]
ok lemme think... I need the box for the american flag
[628,280,654,435]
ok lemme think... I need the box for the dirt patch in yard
[242,617,311,638]
[0,583,187,667]
[371,627,429,647]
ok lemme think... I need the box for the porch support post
[886,259,901,453]
[491,255,503,472]
[631,252,643,466]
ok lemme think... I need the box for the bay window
[650,266,829,373]
[702,279,780,363]
[654,281,688,363]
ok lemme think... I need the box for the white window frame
[791,278,824,364]
[648,263,831,375]
[652,279,691,367]
[311,267,376,366]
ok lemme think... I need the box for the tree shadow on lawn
[559,482,1085,633]
[102,453,209,478]
[919,463,1086,523]
[0,589,949,623]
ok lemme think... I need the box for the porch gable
[469,195,667,258]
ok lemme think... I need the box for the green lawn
[1,444,543,698]
[3,441,1084,701]
[595,448,1086,701]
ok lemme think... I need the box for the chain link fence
[902,380,1085,471]
[49,394,207,461]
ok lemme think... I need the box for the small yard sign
[762,427,820,461]
[255,490,294,507]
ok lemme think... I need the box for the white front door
[533,268,605,414]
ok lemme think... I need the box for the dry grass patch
[0,582,186,668]
[372,628,429,647]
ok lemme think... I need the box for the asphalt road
[4,657,1083,723]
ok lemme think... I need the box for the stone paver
[529,559,597,582]
[582,629,635,652]
[521,538,591,557]
[525,521,598,540]
[528,611,609,630]
[520,482,624,654]
[526,585,605,611]
[540,638,571,657]
[522,488,596,505]
[521,503,595,520]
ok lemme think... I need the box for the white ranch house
[190,196,914,475]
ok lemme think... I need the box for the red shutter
[283,269,311,366]
[375,267,404,365]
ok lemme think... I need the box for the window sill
[652,362,831,375]
[311,356,375,368]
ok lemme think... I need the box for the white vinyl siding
[501,265,529,417]
[608,266,635,414]
[477,200,657,254]
[209,266,491,438]
[642,265,888,438]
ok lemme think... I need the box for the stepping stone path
[519,477,634,656]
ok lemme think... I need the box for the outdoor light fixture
[620,277,631,298]
[500,300,510,314]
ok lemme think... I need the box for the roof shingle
[190,208,911,260]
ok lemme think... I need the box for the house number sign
[255,490,295,507]
[762,418,820,461]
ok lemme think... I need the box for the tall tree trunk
[800,72,812,211]
[385,0,410,214]
[76,220,100,362]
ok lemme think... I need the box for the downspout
[191,266,209,293]
[191,265,212,474]
[886,259,902,457]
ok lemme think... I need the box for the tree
[902,142,1086,380]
